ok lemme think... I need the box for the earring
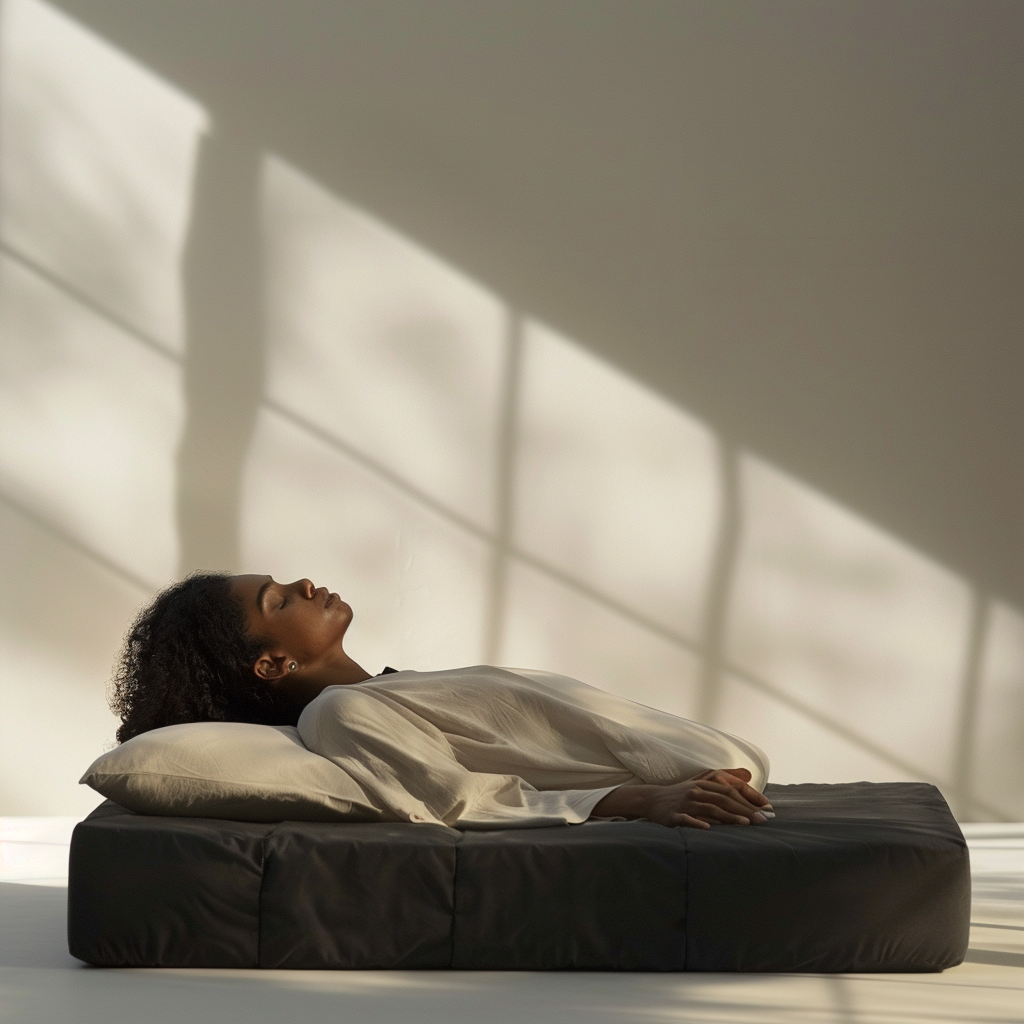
[288,662,297,671]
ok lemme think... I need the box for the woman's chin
[334,601,354,634]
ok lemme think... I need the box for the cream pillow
[80,721,381,822]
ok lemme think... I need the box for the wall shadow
[176,127,263,574]
[0,0,1021,818]
[50,0,1023,609]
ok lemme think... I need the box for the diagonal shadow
[176,126,264,575]
[696,438,741,728]
[483,309,524,665]
[963,948,1024,968]
[950,592,989,820]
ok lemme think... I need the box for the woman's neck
[286,651,373,711]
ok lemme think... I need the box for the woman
[112,571,774,830]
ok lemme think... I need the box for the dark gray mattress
[67,781,970,972]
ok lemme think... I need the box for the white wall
[1,0,1021,818]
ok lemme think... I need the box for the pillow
[80,722,380,823]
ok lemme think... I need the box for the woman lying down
[112,573,774,830]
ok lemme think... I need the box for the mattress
[67,781,970,972]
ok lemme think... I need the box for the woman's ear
[253,652,290,681]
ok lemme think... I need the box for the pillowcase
[80,721,381,823]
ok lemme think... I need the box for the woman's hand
[591,768,774,829]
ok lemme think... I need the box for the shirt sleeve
[455,784,621,830]
[298,685,620,828]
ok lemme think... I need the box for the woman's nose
[291,578,315,598]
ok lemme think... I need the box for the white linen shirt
[297,665,769,829]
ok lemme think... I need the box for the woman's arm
[300,685,629,827]
[592,768,774,829]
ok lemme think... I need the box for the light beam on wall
[0,0,206,812]
[0,0,1020,823]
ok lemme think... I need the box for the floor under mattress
[1,812,1022,1022]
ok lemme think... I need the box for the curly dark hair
[110,572,297,743]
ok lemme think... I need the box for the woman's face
[229,574,353,681]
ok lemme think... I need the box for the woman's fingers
[643,777,776,828]
[675,797,757,827]
[714,770,772,805]
[685,781,769,823]
[697,768,774,809]
[674,813,712,830]
[690,801,754,825]
[730,780,772,809]
[690,780,765,816]
[691,795,764,824]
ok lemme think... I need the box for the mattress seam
[255,825,275,968]
[680,826,689,971]
[448,833,460,968]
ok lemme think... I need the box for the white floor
[2,817,1022,1024]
